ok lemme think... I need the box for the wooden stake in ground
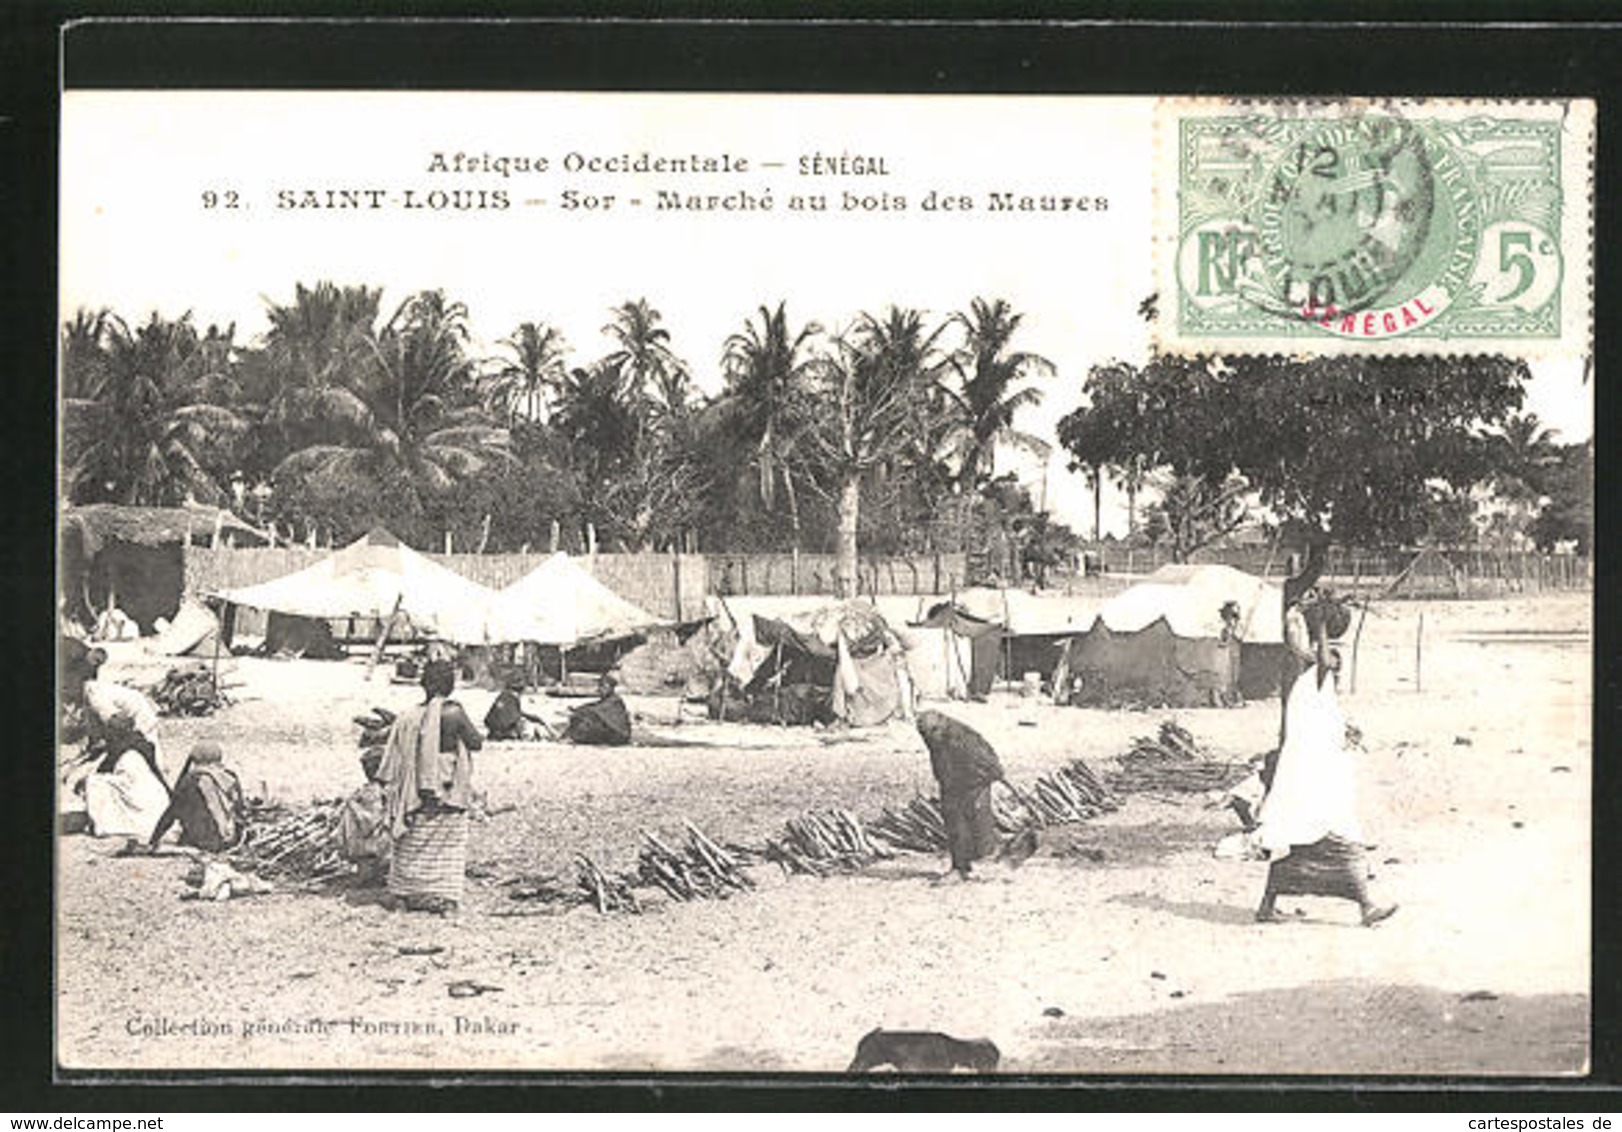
[1349,600,1370,695]
[367,594,404,682]
[1415,611,1425,693]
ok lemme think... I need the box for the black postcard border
[5,7,1619,1111]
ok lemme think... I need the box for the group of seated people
[59,640,635,859]
[483,669,632,747]
[61,641,246,851]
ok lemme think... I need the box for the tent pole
[367,594,404,682]
[1349,599,1370,695]
[210,599,225,693]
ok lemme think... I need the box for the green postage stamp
[1154,98,1593,357]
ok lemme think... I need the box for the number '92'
[201,189,242,209]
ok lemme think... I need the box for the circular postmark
[1255,114,1435,317]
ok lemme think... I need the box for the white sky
[60,92,1592,537]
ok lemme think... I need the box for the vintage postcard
[57,87,1593,1078]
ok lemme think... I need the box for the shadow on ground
[1013,979,1588,1076]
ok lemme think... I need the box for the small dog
[846,1028,1001,1074]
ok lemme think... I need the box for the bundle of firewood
[227,800,351,884]
[150,665,227,717]
[635,822,754,902]
[1107,721,1250,795]
[575,854,642,914]
[868,796,951,853]
[1014,760,1120,826]
[762,809,892,876]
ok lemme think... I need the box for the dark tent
[711,606,902,727]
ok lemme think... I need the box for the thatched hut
[60,504,270,634]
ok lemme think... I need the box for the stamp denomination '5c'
[1154,98,1593,358]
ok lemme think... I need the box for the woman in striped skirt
[1253,604,1396,928]
[377,659,483,914]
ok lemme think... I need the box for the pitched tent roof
[494,553,666,647]
[949,586,1099,636]
[1090,563,1283,642]
[214,528,537,644]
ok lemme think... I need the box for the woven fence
[1086,544,1591,597]
[707,552,969,598]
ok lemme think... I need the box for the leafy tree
[1059,353,1529,597]
[1061,354,1525,548]
[1528,440,1593,553]
[1140,471,1250,562]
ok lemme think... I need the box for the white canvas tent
[214,528,541,644]
[1094,563,1283,642]
[494,553,666,647]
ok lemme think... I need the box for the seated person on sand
[483,669,554,741]
[563,673,633,747]
[78,712,172,842]
[147,741,245,853]
[81,651,165,770]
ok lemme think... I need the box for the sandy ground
[55,593,1591,1076]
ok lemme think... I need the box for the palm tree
[719,302,822,547]
[271,290,508,535]
[487,321,568,424]
[258,281,386,454]
[551,360,642,481]
[1491,412,1561,500]
[61,310,249,506]
[812,307,950,597]
[943,297,1054,489]
[603,298,690,425]
[1117,454,1149,536]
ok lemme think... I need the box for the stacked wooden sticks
[1106,721,1251,794]
[226,800,350,884]
[762,809,892,876]
[635,822,755,902]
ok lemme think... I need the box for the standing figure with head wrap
[916,710,1017,883]
[376,659,483,914]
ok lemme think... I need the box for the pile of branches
[150,665,227,717]
[504,830,747,914]
[575,854,642,914]
[1107,721,1251,795]
[762,809,892,876]
[1014,760,1120,826]
[868,796,951,853]
[226,799,351,884]
[636,822,754,902]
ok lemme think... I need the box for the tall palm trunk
[784,470,803,592]
[836,472,861,598]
